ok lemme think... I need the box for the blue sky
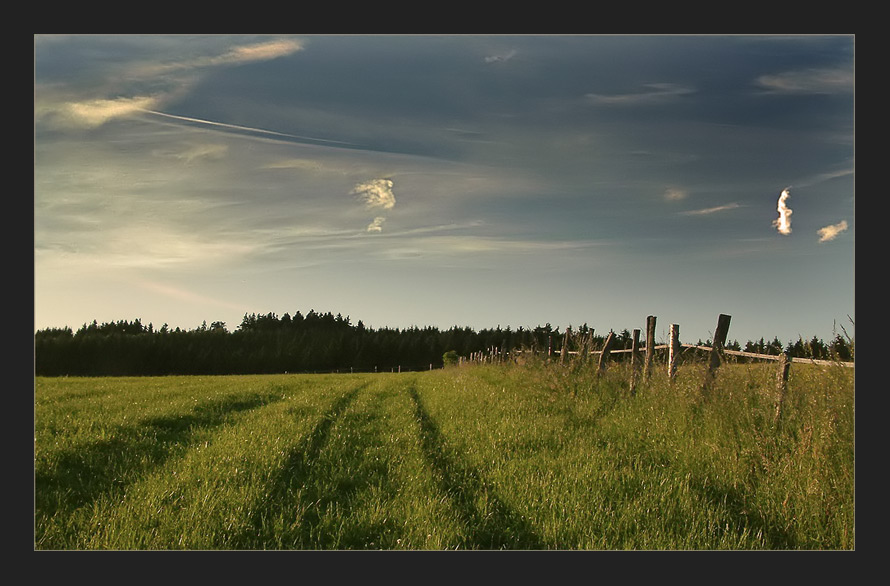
[34,34,854,345]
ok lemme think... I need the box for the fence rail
[469,312,853,400]
[578,344,853,368]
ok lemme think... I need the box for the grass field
[34,357,854,550]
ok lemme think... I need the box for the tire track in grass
[407,384,544,550]
[35,391,284,525]
[234,382,364,549]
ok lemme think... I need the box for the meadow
[34,356,854,550]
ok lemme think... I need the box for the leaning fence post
[645,315,656,380]
[700,314,732,397]
[774,351,791,426]
[560,327,571,364]
[668,323,681,383]
[597,331,615,378]
[630,328,642,395]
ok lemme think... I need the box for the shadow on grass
[687,475,796,549]
[407,385,545,550]
[35,392,283,522]
[234,383,365,549]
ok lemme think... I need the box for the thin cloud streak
[755,67,854,95]
[586,83,695,105]
[680,203,740,216]
[139,109,358,147]
[136,280,246,313]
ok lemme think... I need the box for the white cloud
[352,178,396,210]
[817,220,848,242]
[772,188,792,235]
[367,216,386,233]
[61,96,161,128]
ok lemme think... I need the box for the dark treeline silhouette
[34,311,854,377]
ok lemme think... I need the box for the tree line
[33,310,853,377]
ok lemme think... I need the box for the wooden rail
[471,313,852,410]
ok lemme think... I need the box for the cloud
[141,38,304,75]
[352,178,396,210]
[772,188,792,235]
[61,96,161,128]
[136,279,246,313]
[166,142,229,164]
[586,83,695,105]
[484,49,517,63]
[817,220,848,242]
[37,37,305,131]
[664,188,688,202]
[367,216,386,233]
[680,202,740,216]
[755,67,854,95]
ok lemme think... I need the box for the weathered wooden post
[630,328,642,395]
[668,323,681,383]
[597,331,615,378]
[560,327,571,364]
[700,314,732,397]
[645,315,656,380]
[774,351,791,426]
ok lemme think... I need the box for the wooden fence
[467,313,854,401]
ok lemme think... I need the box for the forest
[34,310,854,377]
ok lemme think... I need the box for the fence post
[630,328,642,395]
[645,315,656,380]
[560,327,571,364]
[774,351,791,426]
[668,323,680,383]
[700,314,732,396]
[597,331,615,378]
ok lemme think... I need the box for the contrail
[138,109,356,146]
[773,187,792,235]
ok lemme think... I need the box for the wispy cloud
[164,142,229,164]
[680,202,740,216]
[37,37,305,130]
[484,49,517,63]
[755,67,854,95]
[59,96,162,128]
[136,38,304,76]
[664,187,688,202]
[817,220,848,242]
[586,83,695,105]
[135,279,246,313]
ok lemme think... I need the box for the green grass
[34,357,854,550]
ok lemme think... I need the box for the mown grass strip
[407,382,544,549]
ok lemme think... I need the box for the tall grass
[34,354,853,550]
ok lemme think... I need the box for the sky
[34,34,855,346]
